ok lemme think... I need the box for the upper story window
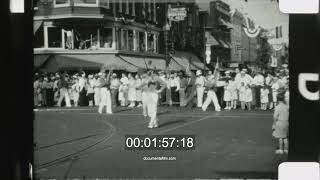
[53,0,70,7]
[48,26,63,48]
[73,0,99,7]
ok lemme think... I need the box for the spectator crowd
[33,64,289,112]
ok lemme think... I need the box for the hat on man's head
[112,73,117,77]
[196,70,202,76]
[88,74,93,78]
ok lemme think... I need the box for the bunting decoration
[243,17,261,38]
[272,44,283,51]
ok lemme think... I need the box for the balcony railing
[53,0,109,8]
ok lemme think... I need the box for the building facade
[33,0,169,72]
[199,0,233,67]
[230,9,258,65]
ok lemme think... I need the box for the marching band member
[195,70,206,108]
[98,70,112,114]
[202,69,221,112]
[71,75,80,107]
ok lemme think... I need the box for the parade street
[34,107,284,179]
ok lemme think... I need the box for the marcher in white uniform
[127,73,137,107]
[195,70,206,107]
[202,73,221,112]
[98,71,112,114]
[146,81,159,128]
[93,73,101,106]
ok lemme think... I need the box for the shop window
[147,33,154,52]
[34,25,44,48]
[122,29,128,50]
[116,28,121,50]
[74,0,98,5]
[54,0,70,6]
[128,30,134,51]
[138,31,145,52]
[100,28,113,48]
[73,27,98,49]
[48,27,63,48]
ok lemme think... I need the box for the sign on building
[168,7,187,22]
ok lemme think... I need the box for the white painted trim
[44,25,48,48]
[34,14,105,20]
[53,0,70,8]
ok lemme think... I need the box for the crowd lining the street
[34,64,289,154]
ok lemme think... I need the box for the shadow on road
[158,119,186,128]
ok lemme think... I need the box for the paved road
[34,106,286,179]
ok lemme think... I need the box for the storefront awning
[34,20,43,34]
[171,51,208,70]
[205,32,220,46]
[34,54,51,70]
[35,54,139,72]
[219,18,233,29]
[144,57,166,70]
[218,40,231,49]
[118,55,167,70]
[168,57,184,71]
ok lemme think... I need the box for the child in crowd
[71,76,80,107]
[245,85,253,110]
[271,77,280,109]
[223,80,232,110]
[260,85,270,110]
[146,81,159,129]
[272,93,289,154]
[239,82,246,110]
[229,78,238,109]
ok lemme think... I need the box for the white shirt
[253,74,265,86]
[195,76,205,87]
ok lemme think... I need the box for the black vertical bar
[288,14,320,161]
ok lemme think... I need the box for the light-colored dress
[239,86,246,102]
[260,88,269,103]
[223,83,231,102]
[245,87,253,103]
[128,78,136,101]
[271,82,279,102]
[229,81,238,100]
[135,78,142,102]
[272,102,289,138]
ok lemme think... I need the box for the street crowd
[34,64,289,154]
[33,65,289,112]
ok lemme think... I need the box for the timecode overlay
[125,135,196,150]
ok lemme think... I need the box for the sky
[195,0,289,43]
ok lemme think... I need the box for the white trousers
[98,88,112,114]
[142,92,148,117]
[94,88,101,106]
[147,103,158,128]
[197,87,205,107]
[202,90,221,111]
[57,88,71,107]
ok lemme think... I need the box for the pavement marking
[76,112,272,119]
[154,115,213,135]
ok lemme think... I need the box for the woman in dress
[135,74,142,107]
[127,73,137,107]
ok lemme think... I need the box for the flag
[276,26,282,38]
[215,57,219,70]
